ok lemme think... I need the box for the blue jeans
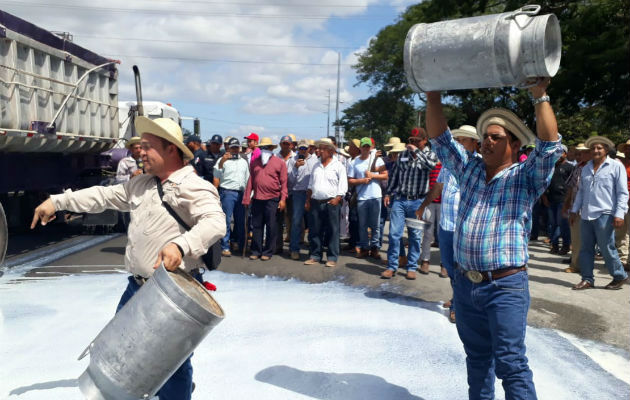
[438,226,455,312]
[357,198,381,249]
[547,202,570,247]
[453,269,537,400]
[116,274,203,400]
[387,196,423,272]
[308,199,340,261]
[290,191,307,252]
[579,214,628,284]
[378,197,388,248]
[219,189,245,251]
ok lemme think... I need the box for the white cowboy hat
[477,108,535,146]
[585,136,615,150]
[258,137,277,149]
[339,148,350,158]
[135,116,193,160]
[575,142,589,151]
[384,137,401,149]
[387,142,406,154]
[451,125,479,141]
[316,138,337,151]
[125,136,141,149]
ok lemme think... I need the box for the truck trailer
[0,10,119,264]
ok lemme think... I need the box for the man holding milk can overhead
[425,79,562,399]
[31,116,226,400]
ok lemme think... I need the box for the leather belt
[457,265,527,283]
[313,198,332,203]
[133,268,200,286]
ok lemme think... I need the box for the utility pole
[327,89,331,137]
[334,52,341,144]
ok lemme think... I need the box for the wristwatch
[532,95,550,105]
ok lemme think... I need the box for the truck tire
[0,201,7,266]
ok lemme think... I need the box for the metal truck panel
[0,10,118,154]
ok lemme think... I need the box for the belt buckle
[465,270,483,283]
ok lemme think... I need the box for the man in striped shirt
[426,79,562,400]
[381,127,438,280]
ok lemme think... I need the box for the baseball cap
[410,127,426,137]
[245,132,259,141]
[228,137,240,148]
[240,139,248,148]
[210,134,223,144]
[297,139,309,149]
[280,135,292,144]
[184,135,201,144]
[223,136,233,144]
[360,137,372,147]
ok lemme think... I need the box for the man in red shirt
[243,137,287,261]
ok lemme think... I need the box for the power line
[151,0,397,9]
[200,116,323,129]
[107,54,353,66]
[2,1,391,19]
[75,34,356,50]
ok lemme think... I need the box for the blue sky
[2,0,418,143]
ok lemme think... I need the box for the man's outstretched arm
[425,91,448,139]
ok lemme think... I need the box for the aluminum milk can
[404,5,562,91]
[78,265,225,400]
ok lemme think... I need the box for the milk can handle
[508,4,541,18]
[78,342,94,360]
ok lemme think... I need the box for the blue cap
[280,135,292,143]
[210,134,223,144]
[184,135,201,144]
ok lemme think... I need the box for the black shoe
[604,277,629,290]
[561,258,571,264]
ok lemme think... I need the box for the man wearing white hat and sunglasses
[31,116,226,400]
[426,79,563,399]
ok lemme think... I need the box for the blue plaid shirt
[431,129,563,271]
[437,166,459,232]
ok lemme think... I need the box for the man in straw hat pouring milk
[31,116,226,400]
[425,79,563,399]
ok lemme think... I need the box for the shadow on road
[100,246,125,255]
[255,365,425,400]
[9,379,77,396]
[344,262,386,277]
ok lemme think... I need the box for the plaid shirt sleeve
[386,161,399,196]
[523,135,563,198]
[430,129,469,185]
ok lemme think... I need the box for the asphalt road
[4,231,629,352]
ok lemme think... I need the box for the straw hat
[585,136,615,150]
[288,133,297,143]
[307,139,315,146]
[451,125,479,141]
[575,142,588,151]
[135,116,193,160]
[384,137,401,149]
[125,136,141,149]
[616,151,626,159]
[349,138,360,149]
[339,148,350,158]
[617,139,630,152]
[316,138,336,151]
[258,137,277,149]
[387,142,406,154]
[477,108,535,146]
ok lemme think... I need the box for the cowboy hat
[349,138,360,149]
[258,137,277,149]
[339,148,350,158]
[575,142,588,151]
[135,116,193,160]
[384,137,401,149]
[617,139,630,152]
[316,138,336,151]
[125,136,141,149]
[387,142,406,154]
[477,108,535,146]
[585,136,615,150]
[451,125,479,141]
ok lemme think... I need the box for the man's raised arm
[425,91,448,139]
[529,78,559,142]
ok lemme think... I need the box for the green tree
[348,0,629,146]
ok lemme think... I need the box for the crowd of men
[112,111,630,299]
[43,78,628,400]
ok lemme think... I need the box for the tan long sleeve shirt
[51,165,226,277]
